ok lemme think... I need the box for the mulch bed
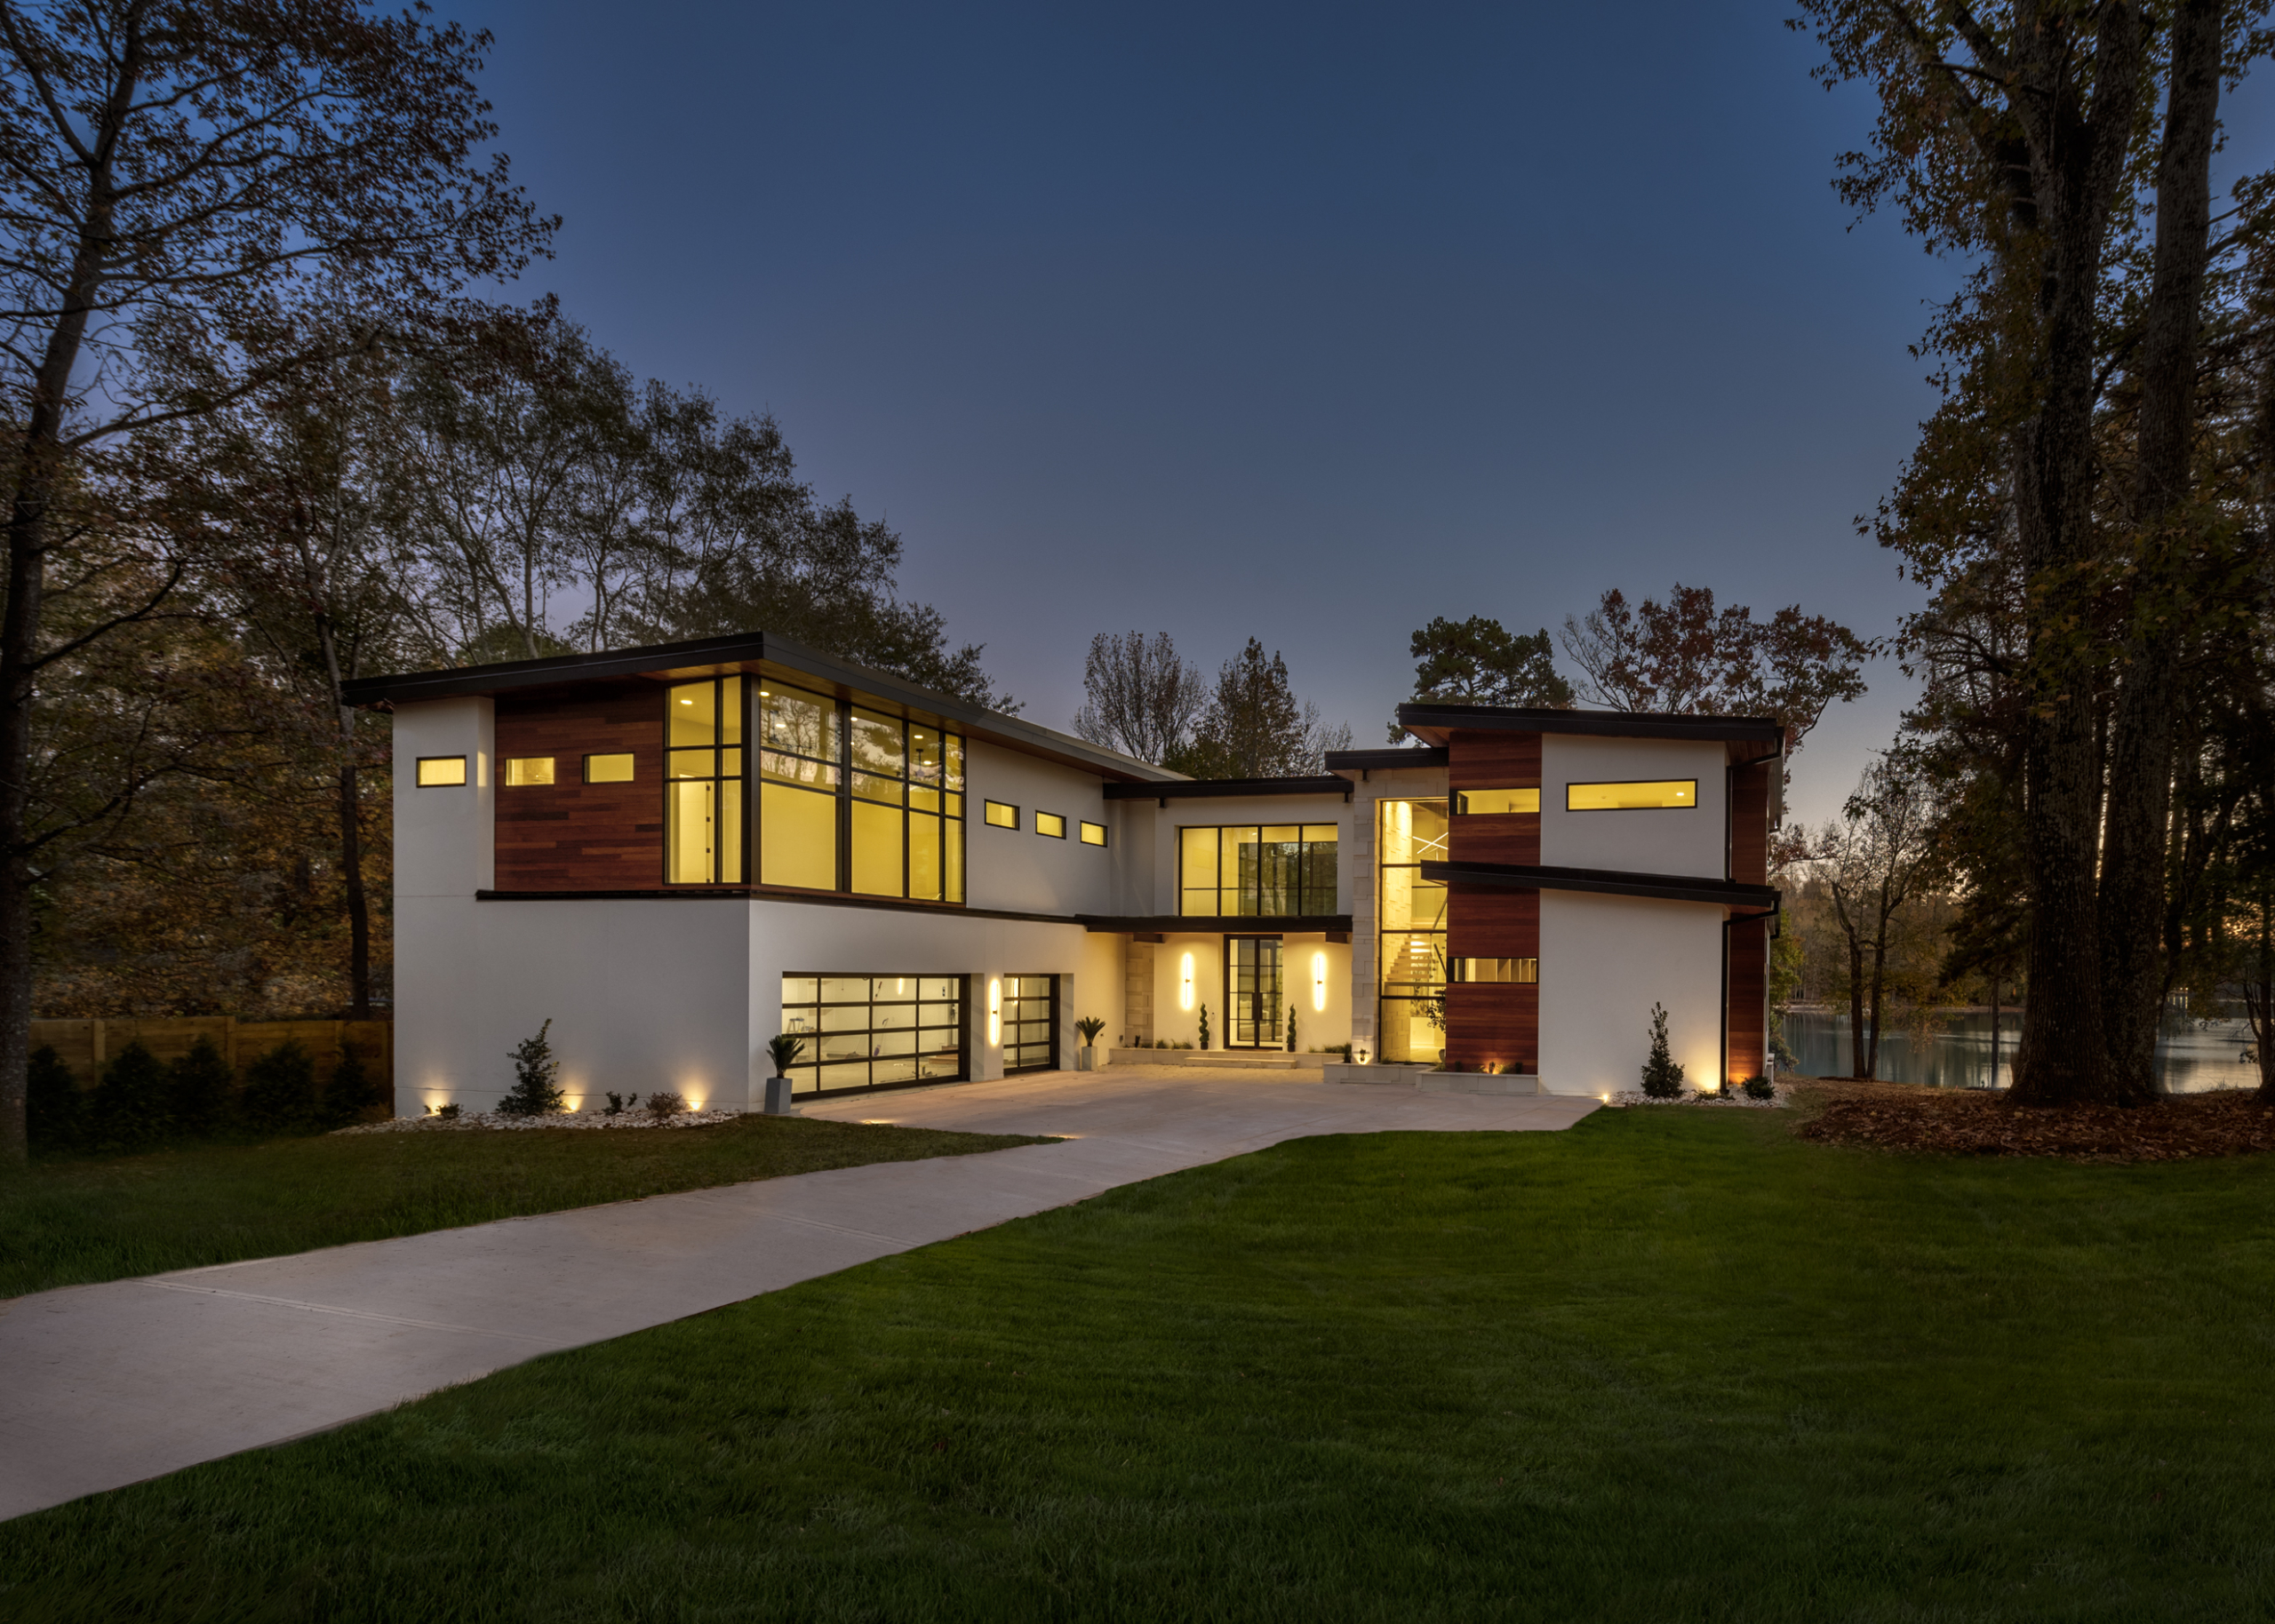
[1789,1078,2275,1163]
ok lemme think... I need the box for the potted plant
[1197,1003,1211,1050]
[764,1033,804,1115]
[1075,1016,1106,1071]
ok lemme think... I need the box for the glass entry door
[1227,936,1284,1048]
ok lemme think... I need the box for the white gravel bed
[336,1107,749,1134]
[1605,1086,1793,1110]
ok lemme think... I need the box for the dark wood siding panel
[1446,885,1537,959]
[1445,983,1537,1072]
[1730,760,1771,886]
[1447,730,1541,790]
[1727,912,1768,1080]
[1450,812,1539,865]
[494,683,667,889]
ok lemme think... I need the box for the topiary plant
[1287,1003,1297,1053]
[767,1033,805,1077]
[499,1020,566,1117]
[1640,1002,1685,1100]
[240,1040,319,1134]
[1198,1003,1211,1049]
[167,1036,235,1137]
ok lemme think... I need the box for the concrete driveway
[0,1064,1595,1521]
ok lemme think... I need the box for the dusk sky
[455,1,2267,828]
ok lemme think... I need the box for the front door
[1227,936,1284,1049]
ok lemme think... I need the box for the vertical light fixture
[988,978,1002,1047]
[1179,952,1194,1011]
[1311,951,1327,1012]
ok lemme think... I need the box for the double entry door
[1226,936,1284,1049]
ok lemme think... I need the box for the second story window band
[1178,824,1338,917]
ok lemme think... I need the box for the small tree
[499,1020,566,1117]
[320,1043,381,1129]
[167,1038,235,1138]
[92,1040,172,1149]
[1640,1003,1685,1099]
[241,1041,319,1134]
[1197,1003,1211,1049]
[26,1044,82,1151]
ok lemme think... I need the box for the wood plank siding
[1444,729,1540,1071]
[1729,759,1771,886]
[494,682,667,889]
[1726,912,1769,1080]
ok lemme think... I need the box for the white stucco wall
[1538,735,1727,878]
[962,740,1118,915]
[1143,932,1351,1052]
[1146,792,1353,915]
[1537,890,1724,1095]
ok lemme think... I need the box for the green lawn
[0,1116,1050,1299]
[4,1107,2273,1620]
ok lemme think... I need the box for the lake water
[1782,1007,2261,1094]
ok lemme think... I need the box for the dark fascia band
[1101,776,1350,801]
[1076,914,1353,935]
[1419,860,1779,911]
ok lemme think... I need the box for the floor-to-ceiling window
[1178,824,1338,916]
[1377,799,1448,1063]
[779,975,966,1095]
[667,677,745,883]
[754,681,965,903]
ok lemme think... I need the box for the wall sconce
[987,978,1001,1047]
[1311,951,1327,1013]
[1179,952,1194,1011]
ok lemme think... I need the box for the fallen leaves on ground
[1789,1077,2275,1163]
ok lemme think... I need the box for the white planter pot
[1074,1047,1097,1071]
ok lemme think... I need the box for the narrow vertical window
[666,676,745,883]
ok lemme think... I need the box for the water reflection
[1781,1008,2259,1094]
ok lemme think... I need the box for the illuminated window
[984,800,1018,829]
[416,755,467,787]
[1565,779,1696,810]
[1452,958,1538,983]
[666,678,744,883]
[759,681,839,891]
[756,690,964,902]
[1036,812,1066,839]
[502,756,555,787]
[1078,820,1107,847]
[1177,824,1338,916]
[778,974,964,1096]
[585,753,635,784]
[1454,787,1538,815]
[1377,799,1449,1064]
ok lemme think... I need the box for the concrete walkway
[0,1064,1595,1521]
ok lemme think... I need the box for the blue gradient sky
[451,1,2266,827]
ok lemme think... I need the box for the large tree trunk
[2008,4,2147,1107]
[1848,934,1867,1079]
[2099,0,2222,1103]
[1865,930,1887,1080]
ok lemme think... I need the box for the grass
[4,1107,2274,1620]
[0,1115,1050,1299]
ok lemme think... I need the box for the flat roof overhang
[1323,747,1449,774]
[1421,860,1779,911]
[1102,776,1351,802]
[339,631,1183,786]
[1394,703,1784,748]
[1080,914,1352,935]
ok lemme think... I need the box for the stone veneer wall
[1123,939,1154,1047]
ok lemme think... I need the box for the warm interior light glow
[1179,952,1194,1011]
[1353,1041,1370,1065]
[988,977,1002,1047]
[1311,951,1327,1012]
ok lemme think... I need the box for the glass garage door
[779,975,965,1096]
[1002,975,1058,1073]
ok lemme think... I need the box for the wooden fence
[32,1017,391,1086]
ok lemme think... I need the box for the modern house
[347,633,1780,1112]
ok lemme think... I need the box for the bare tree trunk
[2100,0,2222,1104]
[2008,4,2147,1108]
[339,756,371,1019]
[1989,976,2002,1088]
[1848,934,1867,1079]
[1865,925,1888,1080]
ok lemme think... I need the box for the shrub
[91,1040,172,1150]
[427,1101,461,1120]
[241,1040,319,1133]
[167,1037,235,1137]
[603,1091,633,1115]
[644,1090,688,1117]
[1640,1003,1685,1100]
[27,1044,84,1151]
[499,1020,566,1117]
[319,1042,381,1129]
[1743,1073,1776,1102]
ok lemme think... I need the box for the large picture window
[1377,799,1448,1064]
[779,975,965,1095]
[667,677,744,883]
[1177,824,1338,917]
[754,681,965,903]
